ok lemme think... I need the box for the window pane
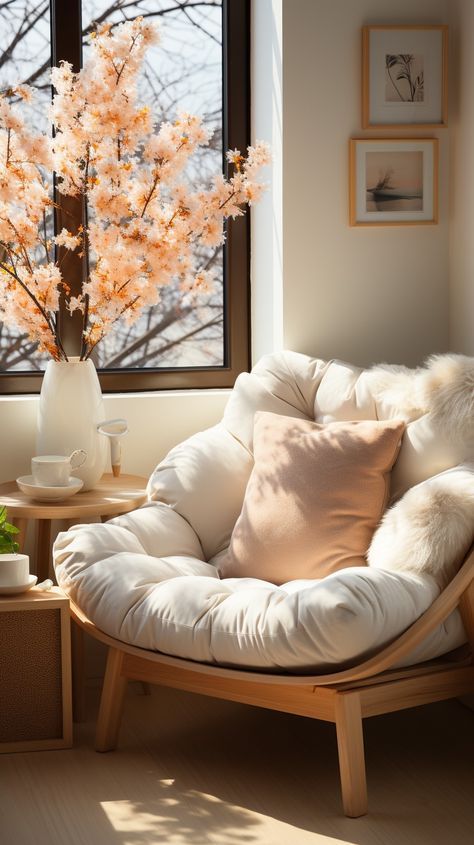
[0,0,228,379]
[0,0,51,372]
[82,0,224,371]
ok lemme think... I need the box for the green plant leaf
[4,522,19,534]
[0,506,21,551]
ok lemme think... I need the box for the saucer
[0,574,38,595]
[16,475,84,502]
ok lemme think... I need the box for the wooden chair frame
[70,547,474,817]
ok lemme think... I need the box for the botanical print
[366,151,423,212]
[385,54,424,102]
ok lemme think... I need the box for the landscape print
[385,54,424,102]
[366,151,423,212]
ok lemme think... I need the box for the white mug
[31,450,87,487]
[0,553,30,587]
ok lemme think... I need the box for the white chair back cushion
[147,352,474,559]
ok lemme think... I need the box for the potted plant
[0,506,32,593]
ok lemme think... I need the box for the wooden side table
[0,587,72,753]
[0,474,148,726]
[0,473,148,582]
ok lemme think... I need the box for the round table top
[0,473,148,519]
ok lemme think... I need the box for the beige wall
[282,0,450,368]
[0,391,230,485]
[448,0,474,354]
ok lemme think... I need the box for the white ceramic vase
[37,358,108,491]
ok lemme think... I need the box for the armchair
[54,351,474,817]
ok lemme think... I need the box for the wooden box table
[0,587,72,753]
[0,473,148,582]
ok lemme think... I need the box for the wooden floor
[0,684,473,845]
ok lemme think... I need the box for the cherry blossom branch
[0,253,61,358]
[114,32,141,86]
[140,172,161,218]
[83,295,140,360]
[0,15,269,363]
[140,141,186,219]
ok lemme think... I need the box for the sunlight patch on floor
[100,781,348,845]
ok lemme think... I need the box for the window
[0,0,250,393]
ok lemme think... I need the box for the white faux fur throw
[421,354,474,441]
[368,465,474,589]
[366,353,474,440]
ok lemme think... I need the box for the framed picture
[349,138,438,226]
[362,25,448,128]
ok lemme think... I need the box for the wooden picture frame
[362,25,448,129]
[349,138,438,227]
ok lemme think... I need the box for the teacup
[0,553,29,587]
[31,450,87,487]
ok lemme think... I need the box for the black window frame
[0,0,250,395]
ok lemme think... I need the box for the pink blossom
[0,16,269,361]
[54,228,81,250]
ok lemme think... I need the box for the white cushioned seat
[53,351,473,673]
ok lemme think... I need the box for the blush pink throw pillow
[218,412,405,585]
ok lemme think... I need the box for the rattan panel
[0,608,63,742]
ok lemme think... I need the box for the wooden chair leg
[95,647,128,753]
[335,692,368,818]
[459,580,474,655]
[71,620,87,723]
